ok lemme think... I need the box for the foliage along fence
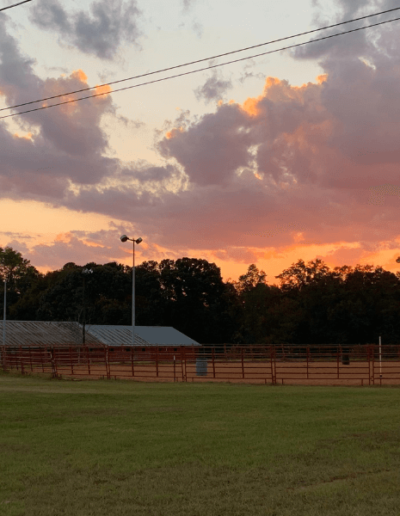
[1,344,400,386]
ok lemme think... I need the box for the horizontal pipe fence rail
[1,344,400,386]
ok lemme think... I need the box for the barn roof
[0,321,200,347]
[87,325,200,346]
[0,321,101,347]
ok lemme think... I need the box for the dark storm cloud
[30,0,141,59]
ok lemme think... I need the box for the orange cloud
[95,84,112,96]
[71,70,88,83]
[82,240,104,248]
[165,127,184,139]
[55,232,73,243]
[241,97,261,117]
[13,132,33,141]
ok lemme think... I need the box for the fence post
[105,347,110,379]
[180,347,184,381]
[241,347,245,379]
[86,347,91,376]
[70,347,74,376]
[212,347,216,378]
[155,347,159,378]
[50,348,57,378]
[19,346,25,375]
[173,355,176,382]
[183,346,187,382]
[131,347,135,377]
[368,345,371,386]
[1,345,6,371]
[337,346,340,379]
[371,344,375,385]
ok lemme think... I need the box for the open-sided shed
[0,322,200,355]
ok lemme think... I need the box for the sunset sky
[1,0,400,283]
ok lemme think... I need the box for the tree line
[1,246,400,344]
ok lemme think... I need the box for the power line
[1,6,400,114]
[1,14,400,120]
[0,0,32,12]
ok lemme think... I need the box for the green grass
[1,373,400,516]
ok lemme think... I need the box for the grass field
[1,373,400,516]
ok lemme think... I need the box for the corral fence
[1,344,400,386]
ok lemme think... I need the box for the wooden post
[241,347,245,379]
[131,347,135,377]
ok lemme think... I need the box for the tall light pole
[120,235,143,345]
[82,268,93,344]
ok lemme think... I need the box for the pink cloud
[3,3,400,273]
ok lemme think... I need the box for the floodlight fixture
[118,235,144,345]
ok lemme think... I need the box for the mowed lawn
[1,373,400,516]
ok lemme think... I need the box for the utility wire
[1,14,400,120]
[1,5,400,114]
[0,0,32,12]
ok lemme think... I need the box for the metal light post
[82,268,93,344]
[120,235,143,345]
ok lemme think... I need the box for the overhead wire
[0,0,32,12]
[1,11,400,119]
[1,5,400,114]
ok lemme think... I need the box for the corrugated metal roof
[0,321,102,346]
[0,321,199,347]
[85,326,150,346]
[87,325,200,346]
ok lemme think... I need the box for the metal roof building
[87,325,200,346]
[0,321,101,346]
[0,321,200,347]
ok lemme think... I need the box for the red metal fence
[2,344,400,386]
